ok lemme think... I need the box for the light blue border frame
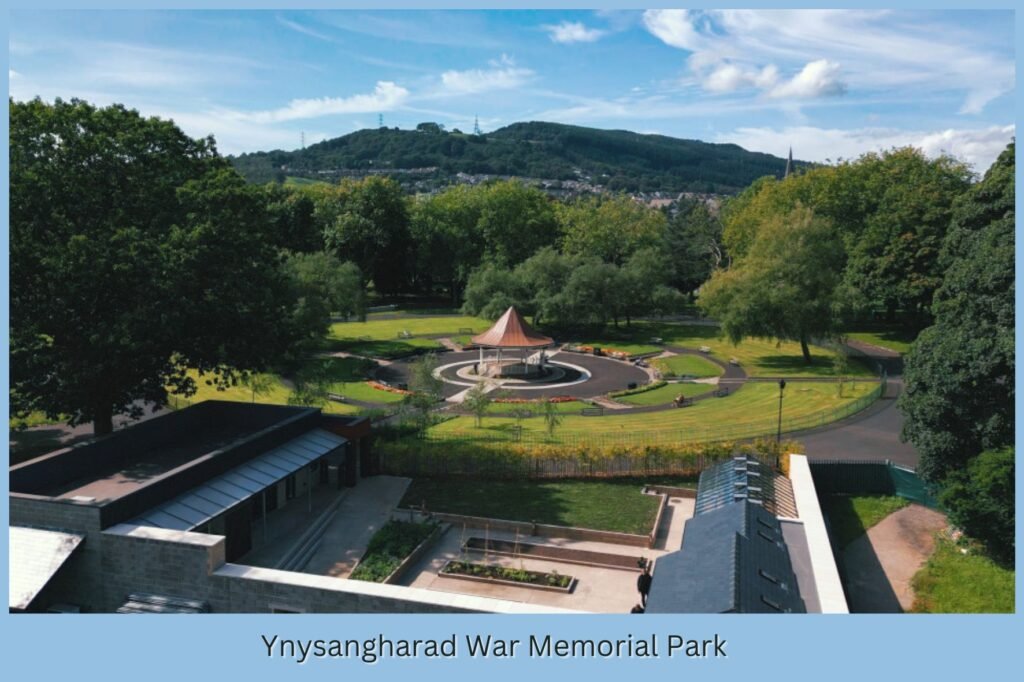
[1,2,1019,680]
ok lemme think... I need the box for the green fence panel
[889,464,941,509]
[808,459,941,510]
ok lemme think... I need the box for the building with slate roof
[646,454,847,614]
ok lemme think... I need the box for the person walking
[637,560,652,608]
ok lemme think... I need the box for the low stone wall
[410,510,652,548]
[464,537,642,570]
[642,485,697,498]
[383,522,449,585]
[95,523,569,613]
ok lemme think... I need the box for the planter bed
[463,537,643,571]
[438,559,576,593]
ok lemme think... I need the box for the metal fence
[808,459,940,509]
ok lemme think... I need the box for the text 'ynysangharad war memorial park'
[8,9,1014,615]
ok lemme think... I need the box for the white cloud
[642,9,1013,114]
[701,62,778,93]
[440,55,534,95]
[9,69,20,80]
[768,59,846,99]
[276,16,338,43]
[544,21,606,44]
[229,81,409,123]
[642,10,709,52]
[718,124,1015,172]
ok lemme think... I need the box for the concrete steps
[275,490,349,573]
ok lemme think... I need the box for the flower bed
[439,559,575,592]
[492,395,577,404]
[368,381,413,396]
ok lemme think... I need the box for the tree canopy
[899,142,1015,485]
[10,98,303,433]
[699,205,846,363]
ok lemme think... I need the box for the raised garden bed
[350,519,442,583]
[439,559,576,593]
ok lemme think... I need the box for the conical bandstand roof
[471,306,553,348]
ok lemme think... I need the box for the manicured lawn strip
[844,329,916,354]
[911,537,1014,613]
[320,357,405,404]
[325,337,443,358]
[483,400,585,415]
[350,519,438,583]
[170,370,362,415]
[329,315,491,341]
[659,324,875,378]
[569,338,663,356]
[616,382,713,406]
[401,476,696,535]
[429,381,878,444]
[652,354,724,378]
[822,495,909,548]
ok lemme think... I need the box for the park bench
[699,345,712,353]
[458,327,473,335]
[581,407,605,416]
[729,357,741,366]
[358,335,373,342]
[650,337,663,345]
[673,395,693,408]
[715,387,730,397]
[397,330,412,339]
[327,393,347,403]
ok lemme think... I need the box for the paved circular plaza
[376,350,651,399]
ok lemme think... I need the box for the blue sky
[8,9,1016,170]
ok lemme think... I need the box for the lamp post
[776,378,787,445]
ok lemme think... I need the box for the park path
[301,476,412,579]
[841,504,947,613]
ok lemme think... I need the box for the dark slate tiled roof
[645,501,806,613]
[117,593,210,614]
[694,455,797,518]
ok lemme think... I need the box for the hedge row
[607,380,666,399]
[373,437,802,480]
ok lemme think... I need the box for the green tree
[461,263,528,320]
[243,372,276,403]
[558,194,667,265]
[321,176,411,296]
[408,183,484,302]
[462,381,494,427]
[938,447,1014,562]
[477,180,559,267]
[9,98,298,434]
[542,399,562,439]
[840,148,972,326]
[402,353,445,434]
[899,143,1014,484]
[287,361,332,408]
[664,198,725,293]
[700,205,846,363]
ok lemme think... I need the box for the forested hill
[230,121,792,194]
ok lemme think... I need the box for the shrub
[938,447,1014,562]
[608,381,666,399]
[350,519,438,582]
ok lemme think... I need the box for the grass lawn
[483,400,586,415]
[658,324,875,378]
[429,380,879,444]
[844,328,917,354]
[316,357,404,404]
[401,476,697,535]
[652,354,724,378]
[616,382,713,406]
[570,338,663,356]
[9,411,65,429]
[170,370,362,415]
[324,337,443,359]
[911,536,1014,613]
[822,495,909,548]
[328,315,491,341]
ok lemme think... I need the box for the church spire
[784,147,793,178]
